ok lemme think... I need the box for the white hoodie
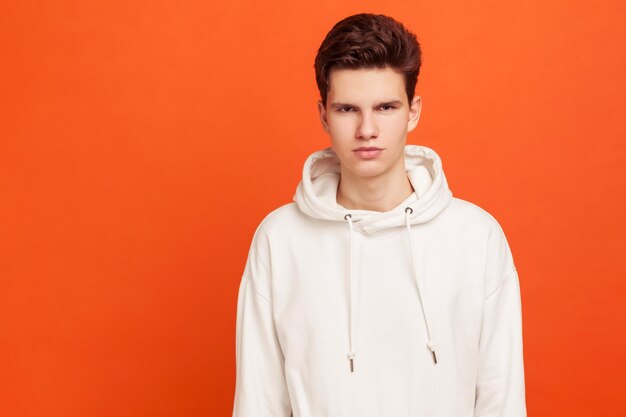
[232,145,526,417]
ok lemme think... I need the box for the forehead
[327,67,406,104]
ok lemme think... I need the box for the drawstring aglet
[348,352,355,373]
[427,341,438,364]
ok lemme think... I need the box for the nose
[356,111,379,140]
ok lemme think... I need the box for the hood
[293,144,453,233]
[292,144,454,373]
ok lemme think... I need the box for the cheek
[327,117,356,142]
[380,115,409,138]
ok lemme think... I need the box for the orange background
[1,1,625,416]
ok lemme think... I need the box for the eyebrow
[329,99,403,110]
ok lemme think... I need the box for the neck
[336,160,415,212]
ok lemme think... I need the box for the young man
[232,13,526,417]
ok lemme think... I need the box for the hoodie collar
[293,144,453,234]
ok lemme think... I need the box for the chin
[343,161,389,179]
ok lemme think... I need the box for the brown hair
[314,13,422,106]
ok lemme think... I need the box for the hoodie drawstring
[404,207,438,365]
[344,213,357,373]
[342,208,438,373]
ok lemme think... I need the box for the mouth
[353,147,384,159]
[354,147,383,151]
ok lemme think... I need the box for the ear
[407,96,422,132]
[317,100,330,133]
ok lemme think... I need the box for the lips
[353,147,383,159]
[354,147,382,151]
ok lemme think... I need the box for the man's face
[318,67,421,180]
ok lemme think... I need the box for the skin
[317,67,422,212]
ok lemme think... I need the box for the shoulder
[241,203,301,276]
[448,197,516,279]
[446,197,505,228]
[441,197,509,238]
[247,202,305,244]
[255,202,303,232]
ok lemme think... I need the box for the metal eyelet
[405,207,413,214]
[344,213,352,220]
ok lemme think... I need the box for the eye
[337,106,354,113]
[379,104,395,111]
